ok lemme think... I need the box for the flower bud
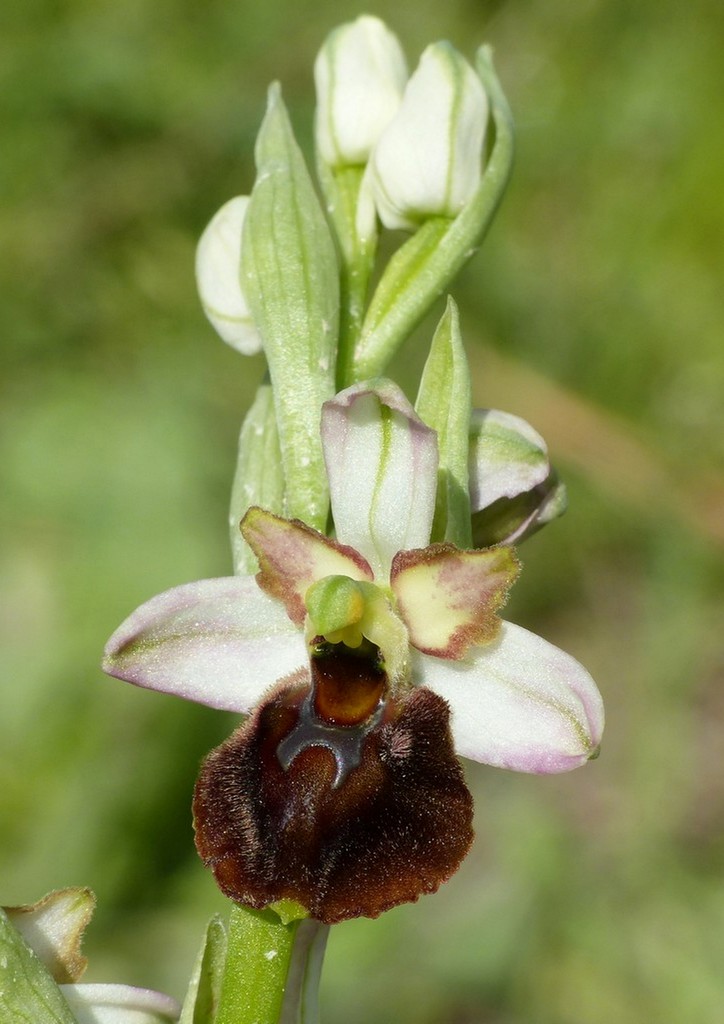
[468,409,567,547]
[314,15,408,168]
[195,195,262,354]
[366,42,488,231]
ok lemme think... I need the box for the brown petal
[193,671,473,924]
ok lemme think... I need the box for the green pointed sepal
[230,381,284,575]
[179,915,227,1024]
[415,297,472,547]
[241,84,339,530]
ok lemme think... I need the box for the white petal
[417,621,604,773]
[321,380,438,579]
[103,576,307,713]
[195,196,262,354]
[61,984,180,1024]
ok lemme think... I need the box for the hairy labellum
[193,643,473,923]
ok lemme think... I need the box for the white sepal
[418,621,604,772]
[322,380,438,580]
[61,984,180,1024]
[103,576,307,713]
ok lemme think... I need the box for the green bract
[230,381,284,574]
[416,297,472,547]
[241,84,339,531]
[0,906,77,1024]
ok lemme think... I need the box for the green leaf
[0,908,77,1024]
[415,297,472,546]
[351,46,514,381]
[230,381,285,575]
[179,915,227,1024]
[241,84,339,531]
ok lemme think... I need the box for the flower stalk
[215,907,327,1024]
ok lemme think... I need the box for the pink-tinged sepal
[103,576,307,713]
[321,380,439,580]
[390,543,519,658]
[241,507,374,625]
[468,408,567,547]
[418,621,604,772]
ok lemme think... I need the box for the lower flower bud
[193,645,473,924]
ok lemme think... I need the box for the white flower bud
[314,15,408,167]
[366,42,488,231]
[195,196,262,355]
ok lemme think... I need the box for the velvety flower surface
[193,655,473,923]
[104,380,603,920]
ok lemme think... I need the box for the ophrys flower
[103,381,603,921]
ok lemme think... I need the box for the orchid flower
[104,380,603,923]
[469,408,568,547]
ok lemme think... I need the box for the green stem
[315,162,377,390]
[336,243,374,390]
[216,907,329,1024]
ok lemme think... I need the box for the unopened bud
[195,196,262,354]
[366,42,488,231]
[468,409,567,546]
[314,15,408,168]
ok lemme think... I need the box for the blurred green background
[2,0,724,1021]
